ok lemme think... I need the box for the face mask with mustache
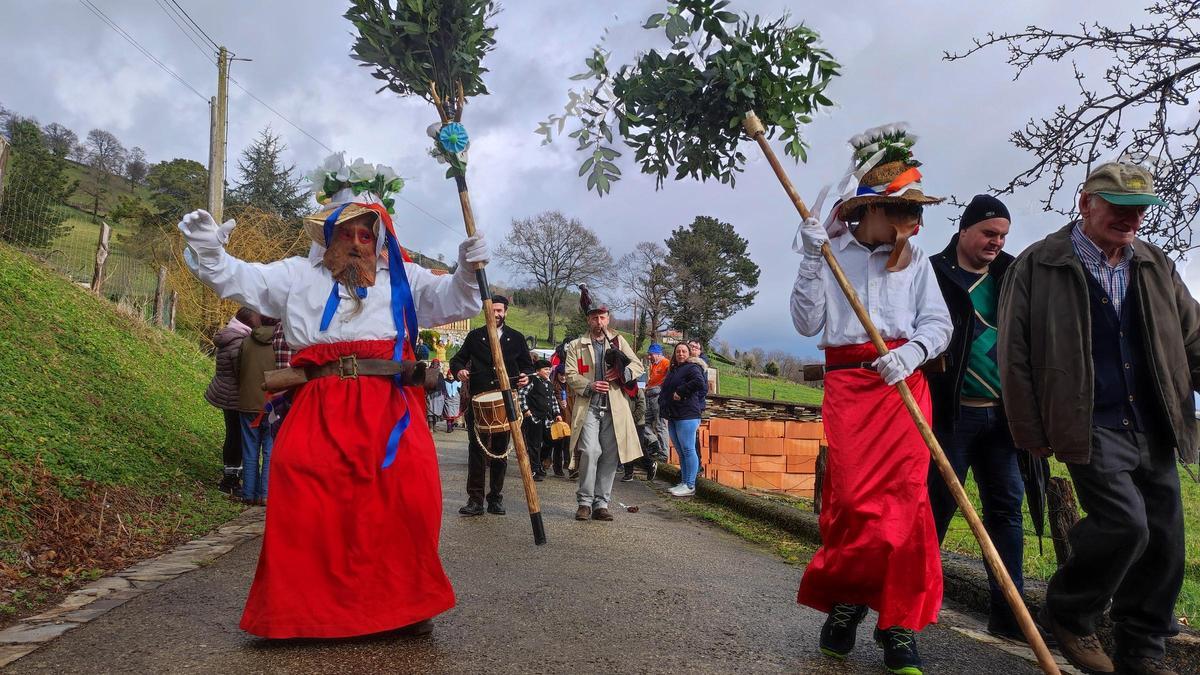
[324,217,379,290]
[322,216,379,317]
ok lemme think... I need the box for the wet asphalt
[6,431,1042,674]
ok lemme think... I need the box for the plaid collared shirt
[272,324,293,370]
[1070,222,1132,315]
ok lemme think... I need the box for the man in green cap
[998,161,1198,675]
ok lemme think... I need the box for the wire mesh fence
[0,168,162,313]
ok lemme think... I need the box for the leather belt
[304,355,409,380]
[263,355,430,391]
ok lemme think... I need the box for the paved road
[7,432,1047,674]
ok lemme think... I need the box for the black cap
[534,358,552,369]
[490,294,510,307]
[960,194,1011,231]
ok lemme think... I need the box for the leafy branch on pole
[537,0,839,195]
[544,2,1060,670]
[345,0,548,546]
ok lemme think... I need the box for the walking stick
[432,84,547,546]
[743,112,1058,674]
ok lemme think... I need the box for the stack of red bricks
[667,418,825,498]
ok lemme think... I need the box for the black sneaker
[819,603,867,659]
[620,470,635,482]
[874,627,923,675]
[645,460,658,481]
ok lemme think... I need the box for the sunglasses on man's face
[880,203,924,221]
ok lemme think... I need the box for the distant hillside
[0,243,241,623]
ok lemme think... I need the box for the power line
[227,76,333,153]
[167,0,220,51]
[78,0,207,101]
[152,0,214,63]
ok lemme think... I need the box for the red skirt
[239,339,455,638]
[797,340,942,630]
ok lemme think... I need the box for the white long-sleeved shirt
[188,249,480,349]
[790,231,952,359]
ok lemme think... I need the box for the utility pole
[207,46,230,223]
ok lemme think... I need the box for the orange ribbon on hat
[884,167,923,195]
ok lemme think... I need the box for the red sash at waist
[824,339,907,367]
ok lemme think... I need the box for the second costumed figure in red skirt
[789,124,952,675]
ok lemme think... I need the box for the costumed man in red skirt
[790,124,952,674]
[179,152,487,639]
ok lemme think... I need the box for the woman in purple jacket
[658,342,708,496]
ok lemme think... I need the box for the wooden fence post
[1047,476,1081,568]
[153,266,167,326]
[168,290,178,331]
[0,136,10,204]
[813,443,828,514]
[89,221,112,294]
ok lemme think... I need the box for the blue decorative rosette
[438,122,470,154]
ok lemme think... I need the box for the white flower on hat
[348,157,375,182]
[322,151,346,173]
[849,134,868,147]
[376,164,398,183]
[426,122,442,139]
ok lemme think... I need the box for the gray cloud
[1,0,1161,357]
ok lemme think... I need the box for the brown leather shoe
[592,507,613,521]
[1038,606,1114,673]
[1114,655,1178,675]
[574,505,591,521]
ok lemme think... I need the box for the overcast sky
[2,0,1184,357]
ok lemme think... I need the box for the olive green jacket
[998,223,1200,465]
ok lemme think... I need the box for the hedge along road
[7,433,1043,674]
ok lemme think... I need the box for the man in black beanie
[926,195,1030,639]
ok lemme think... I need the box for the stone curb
[659,463,1200,671]
[0,507,265,668]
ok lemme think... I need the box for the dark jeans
[929,405,1025,625]
[523,418,550,476]
[551,437,570,473]
[466,407,509,505]
[1048,427,1184,659]
[221,409,242,470]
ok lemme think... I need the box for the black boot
[818,604,867,659]
[874,626,923,675]
[458,501,485,516]
[486,500,506,515]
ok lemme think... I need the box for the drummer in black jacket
[449,295,534,516]
[925,196,1026,640]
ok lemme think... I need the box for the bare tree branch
[945,1,1200,255]
[494,211,613,342]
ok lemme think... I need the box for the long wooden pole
[432,85,546,545]
[742,112,1058,674]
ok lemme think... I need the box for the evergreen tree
[664,215,760,345]
[0,120,77,247]
[229,127,308,221]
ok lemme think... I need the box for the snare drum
[470,391,509,434]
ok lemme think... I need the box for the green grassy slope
[0,243,241,617]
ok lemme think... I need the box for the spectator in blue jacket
[659,342,708,496]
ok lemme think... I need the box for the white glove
[458,233,489,268]
[798,217,828,257]
[178,210,236,264]
[871,342,925,386]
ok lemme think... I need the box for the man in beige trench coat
[565,302,645,521]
